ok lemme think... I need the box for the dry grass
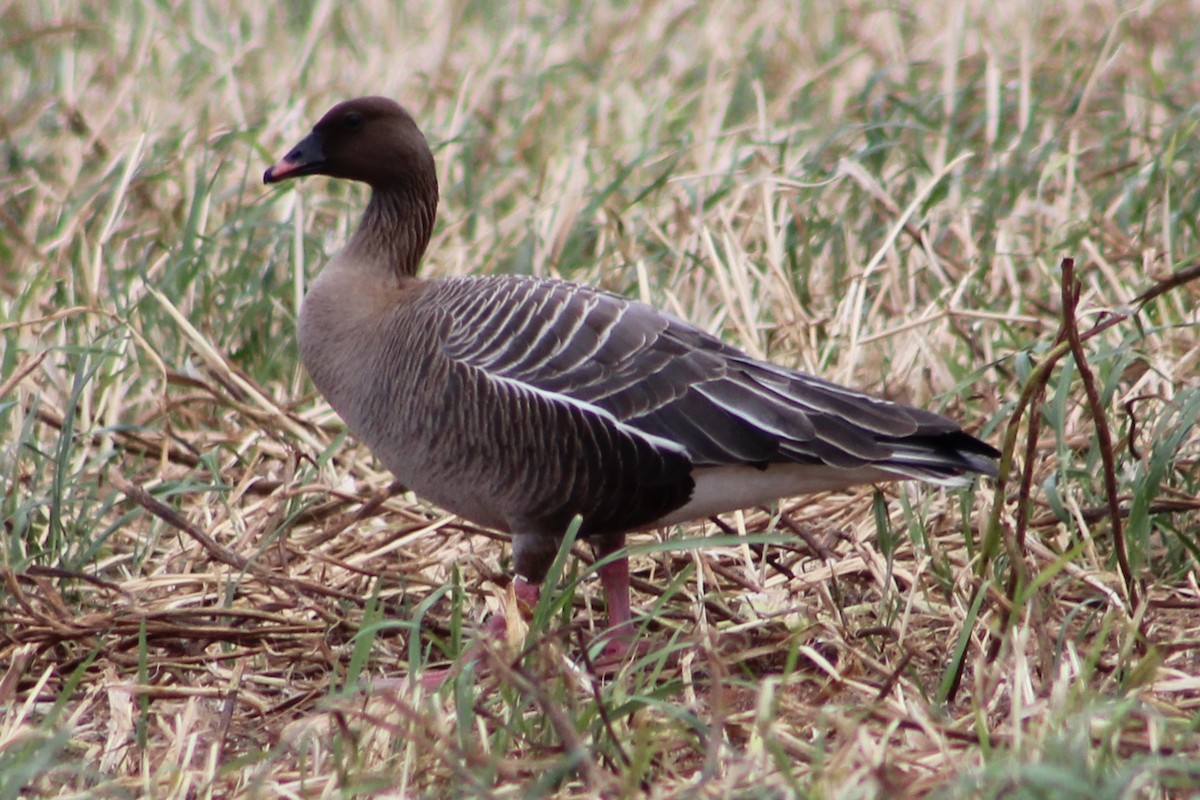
[3,1,1200,797]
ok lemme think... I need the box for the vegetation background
[2,1,1199,797]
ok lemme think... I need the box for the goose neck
[344,184,437,279]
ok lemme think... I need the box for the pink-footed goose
[264,96,999,661]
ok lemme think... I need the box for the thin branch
[957,269,1130,701]
[1061,257,1138,608]
[110,470,362,604]
[1134,261,1200,306]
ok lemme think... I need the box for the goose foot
[412,578,542,690]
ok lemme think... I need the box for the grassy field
[3,1,1200,797]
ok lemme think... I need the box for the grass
[3,0,1200,797]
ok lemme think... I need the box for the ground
[2,1,1200,798]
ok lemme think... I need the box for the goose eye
[344,111,363,129]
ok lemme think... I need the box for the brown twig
[874,648,914,701]
[1060,257,1138,608]
[987,368,1046,663]
[1028,498,1200,528]
[1133,261,1200,306]
[575,629,634,772]
[957,262,1132,701]
[110,470,362,603]
[110,470,257,573]
[0,351,47,398]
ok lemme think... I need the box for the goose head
[264,96,439,277]
[264,96,435,190]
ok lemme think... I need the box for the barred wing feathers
[436,275,997,488]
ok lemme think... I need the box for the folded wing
[437,275,997,484]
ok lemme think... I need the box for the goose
[264,96,999,661]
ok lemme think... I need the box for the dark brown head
[264,97,435,190]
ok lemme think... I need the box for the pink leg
[513,577,542,612]
[481,576,541,642]
[597,556,634,658]
[478,576,543,640]
[416,578,542,691]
